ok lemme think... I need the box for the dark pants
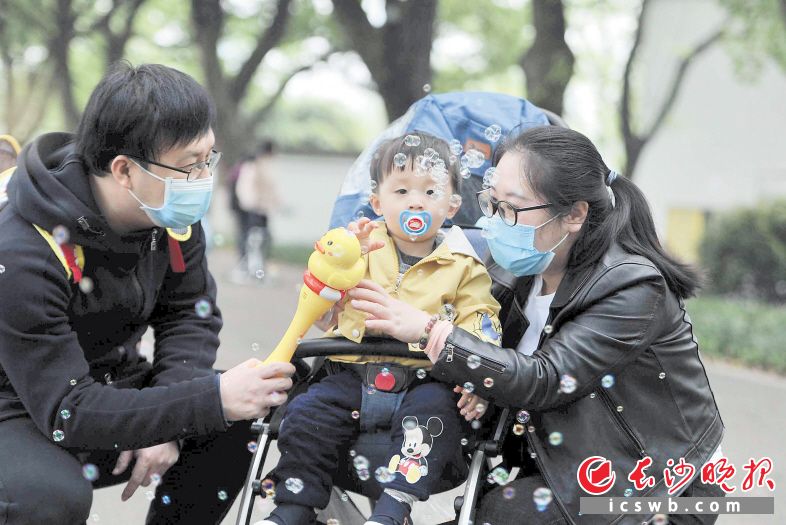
[0,415,254,524]
[238,212,270,258]
[273,369,462,509]
[476,470,725,524]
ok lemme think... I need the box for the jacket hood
[9,132,151,254]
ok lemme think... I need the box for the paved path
[88,249,784,524]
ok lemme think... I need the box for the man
[0,63,294,524]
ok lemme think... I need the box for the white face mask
[128,160,214,229]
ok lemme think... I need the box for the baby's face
[370,165,460,244]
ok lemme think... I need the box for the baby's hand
[454,385,488,421]
[347,217,385,255]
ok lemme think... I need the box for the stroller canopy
[328,92,552,229]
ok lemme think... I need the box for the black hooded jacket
[0,133,228,450]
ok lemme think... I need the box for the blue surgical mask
[477,215,568,277]
[128,160,214,229]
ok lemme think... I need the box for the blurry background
[1,0,785,523]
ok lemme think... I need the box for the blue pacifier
[399,210,432,237]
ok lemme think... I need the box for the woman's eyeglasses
[476,189,551,226]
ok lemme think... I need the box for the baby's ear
[369,192,382,216]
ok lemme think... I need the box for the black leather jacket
[431,244,724,524]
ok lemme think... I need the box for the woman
[348,126,724,524]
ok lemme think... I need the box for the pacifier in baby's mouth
[399,210,432,237]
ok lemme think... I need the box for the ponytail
[507,126,702,299]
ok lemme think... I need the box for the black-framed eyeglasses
[477,189,552,226]
[122,149,222,181]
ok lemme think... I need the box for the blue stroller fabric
[328,92,550,231]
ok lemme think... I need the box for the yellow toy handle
[262,284,334,364]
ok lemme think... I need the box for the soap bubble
[601,374,615,388]
[467,354,481,369]
[482,167,497,188]
[351,410,360,420]
[393,153,407,168]
[516,410,530,424]
[404,135,421,147]
[285,477,304,494]
[82,463,100,482]
[512,423,525,436]
[79,277,94,294]
[217,490,228,501]
[150,473,161,486]
[416,369,427,379]
[375,466,395,483]
[460,167,472,179]
[559,374,577,394]
[440,303,457,322]
[449,140,463,156]
[53,430,65,442]
[463,382,475,394]
[422,83,432,93]
[353,455,370,471]
[487,466,510,485]
[465,149,485,169]
[503,486,516,500]
[483,377,494,388]
[53,225,70,245]
[549,432,563,446]
[484,124,502,143]
[161,495,171,505]
[195,299,212,318]
[247,441,258,453]
[60,409,71,420]
[533,487,553,511]
[251,342,260,352]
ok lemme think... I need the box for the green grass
[687,295,786,375]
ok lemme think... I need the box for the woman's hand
[454,386,488,421]
[348,279,431,344]
[347,217,385,255]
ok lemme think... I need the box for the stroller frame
[235,337,511,525]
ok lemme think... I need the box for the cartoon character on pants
[388,416,443,484]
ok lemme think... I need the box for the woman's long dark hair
[499,126,701,298]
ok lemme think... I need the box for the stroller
[236,93,566,525]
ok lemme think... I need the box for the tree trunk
[520,0,574,115]
[51,0,80,130]
[332,0,437,121]
[620,0,723,180]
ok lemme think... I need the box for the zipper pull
[150,229,158,251]
[446,344,454,363]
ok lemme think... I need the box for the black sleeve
[0,237,228,451]
[430,263,667,411]
[149,223,224,387]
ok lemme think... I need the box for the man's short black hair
[76,62,216,175]
[370,131,461,194]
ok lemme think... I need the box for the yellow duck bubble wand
[262,227,367,364]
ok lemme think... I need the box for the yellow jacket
[329,223,502,368]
